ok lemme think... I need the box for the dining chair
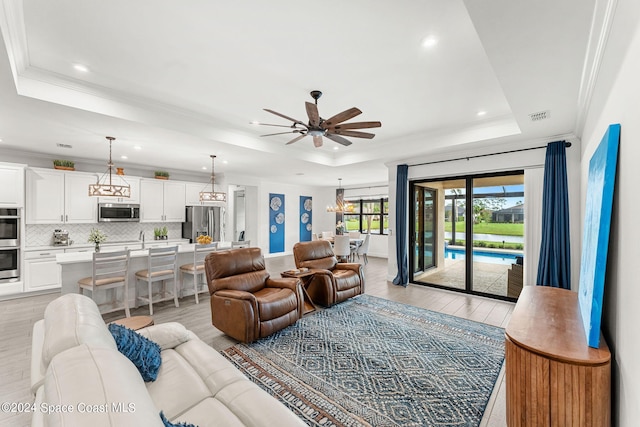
[179,243,217,304]
[78,250,131,317]
[312,233,319,241]
[333,235,351,262]
[321,231,334,240]
[348,231,361,239]
[357,233,371,264]
[231,240,251,249]
[135,246,179,315]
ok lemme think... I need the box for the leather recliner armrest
[334,263,363,274]
[214,289,257,301]
[266,277,300,291]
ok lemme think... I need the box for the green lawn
[444,221,523,236]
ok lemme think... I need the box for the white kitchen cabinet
[23,249,64,292]
[26,168,97,224]
[0,163,25,207]
[140,179,185,222]
[97,176,141,204]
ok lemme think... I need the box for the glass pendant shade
[88,136,131,197]
[199,154,226,202]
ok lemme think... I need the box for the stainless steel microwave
[98,204,140,222]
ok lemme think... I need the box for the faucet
[139,230,145,249]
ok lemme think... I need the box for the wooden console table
[505,286,610,426]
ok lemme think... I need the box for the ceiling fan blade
[328,121,381,130]
[286,134,307,145]
[252,122,299,129]
[260,131,301,137]
[326,134,352,146]
[263,109,304,125]
[322,107,362,127]
[332,130,376,139]
[305,102,320,127]
[312,135,323,147]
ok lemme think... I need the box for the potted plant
[153,227,168,240]
[88,228,107,252]
[53,159,75,171]
[154,170,170,180]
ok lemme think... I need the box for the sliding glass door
[413,186,436,274]
[410,171,525,301]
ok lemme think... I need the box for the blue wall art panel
[578,123,620,348]
[300,196,312,242]
[269,193,285,253]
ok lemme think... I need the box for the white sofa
[30,294,306,427]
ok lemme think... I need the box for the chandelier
[326,178,354,213]
[88,136,131,197]
[199,155,226,202]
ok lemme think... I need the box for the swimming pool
[445,247,521,265]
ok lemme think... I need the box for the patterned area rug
[222,295,505,427]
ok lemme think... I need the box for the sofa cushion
[42,344,163,427]
[145,348,213,420]
[136,322,195,350]
[42,293,116,366]
[109,323,162,382]
[254,287,297,320]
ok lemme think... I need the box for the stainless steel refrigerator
[182,206,224,243]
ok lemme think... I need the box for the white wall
[578,1,640,424]
[387,142,582,284]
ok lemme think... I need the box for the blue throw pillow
[160,411,198,427]
[108,323,161,382]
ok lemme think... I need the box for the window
[344,198,389,235]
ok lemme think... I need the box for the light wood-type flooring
[0,255,513,427]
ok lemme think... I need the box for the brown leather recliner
[292,240,364,307]
[204,247,303,343]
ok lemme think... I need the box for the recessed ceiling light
[0,138,3,143]
[477,111,487,116]
[222,160,228,164]
[73,63,89,72]
[133,145,142,151]
[120,155,128,160]
[422,36,438,48]
[201,166,207,170]
[250,121,259,125]
[333,146,339,150]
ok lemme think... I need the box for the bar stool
[135,246,179,315]
[78,250,131,317]
[179,242,217,304]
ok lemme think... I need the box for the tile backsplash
[25,223,182,247]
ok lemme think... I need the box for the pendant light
[326,178,353,213]
[88,136,131,197]
[199,155,226,202]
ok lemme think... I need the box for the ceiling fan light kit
[254,90,381,148]
[88,136,131,198]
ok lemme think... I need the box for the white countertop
[56,241,232,264]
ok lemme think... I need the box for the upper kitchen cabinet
[26,168,98,224]
[0,163,25,207]
[97,176,141,204]
[139,179,185,222]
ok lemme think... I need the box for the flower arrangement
[88,228,107,244]
[335,221,346,235]
[196,235,212,244]
[88,228,107,252]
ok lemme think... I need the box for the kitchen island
[56,242,232,306]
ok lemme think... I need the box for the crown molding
[575,0,619,137]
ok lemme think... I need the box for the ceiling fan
[254,90,382,147]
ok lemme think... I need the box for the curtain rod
[409,140,571,168]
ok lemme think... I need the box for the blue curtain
[393,164,409,287]
[536,141,571,288]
